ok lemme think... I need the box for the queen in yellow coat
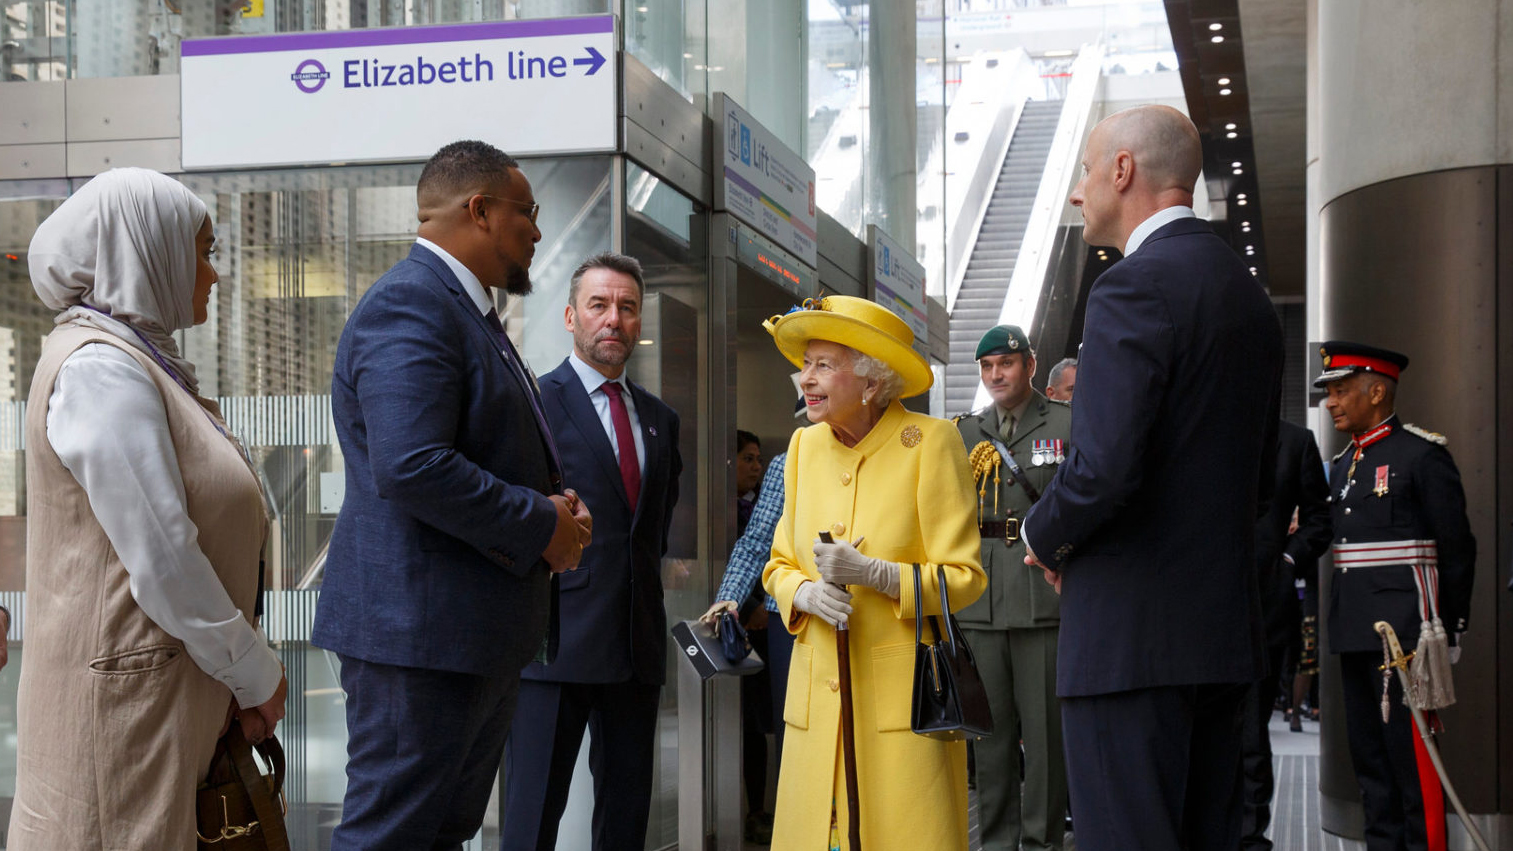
[761,296,984,850]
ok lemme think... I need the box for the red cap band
[1327,353,1402,381]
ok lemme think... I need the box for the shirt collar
[1123,205,1197,256]
[567,350,628,396]
[996,395,1033,432]
[1352,414,1397,450]
[415,237,492,317]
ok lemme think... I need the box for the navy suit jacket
[1254,420,1332,648]
[1023,217,1283,696]
[523,359,682,686]
[314,243,559,679]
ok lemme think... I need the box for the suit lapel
[627,381,660,521]
[546,361,631,509]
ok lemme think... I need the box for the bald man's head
[1071,105,1203,251]
[1096,105,1202,196]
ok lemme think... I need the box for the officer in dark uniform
[953,325,1072,851]
[1316,341,1475,851]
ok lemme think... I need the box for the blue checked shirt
[715,453,786,613]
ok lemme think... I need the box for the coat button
[1344,508,1352,515]
[840,472,852,486]
[827,679,840,692]
[1349,479,1356,486]
[831,522,846,537]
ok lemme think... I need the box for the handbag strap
[935,566,960,651]
[226,725,290,851]
[913,563,924,646]
[913,563,949,647]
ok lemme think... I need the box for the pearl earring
[862,397,869,406]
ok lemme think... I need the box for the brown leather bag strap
[226,725,290,851]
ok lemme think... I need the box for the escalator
[943,100,1063,415]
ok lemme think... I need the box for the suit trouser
[1061,681,1248,851]
[1339,651,1443,851]
[1240,641,1290,850]
[501,678,661,851]
[765,619,795,758]
[964,625,1066,851]
[330,655,520,851]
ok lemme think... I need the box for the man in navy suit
[315,141,592,851]
[502,252,682,851]
[1241,419,1332,849]
[1022,105,1284,851]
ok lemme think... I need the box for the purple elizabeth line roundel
[291,59,330,93]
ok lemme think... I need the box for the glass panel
[806,0,866,235]
[623,0,708,105]
[623,161,706,851]
[1,1,66,81]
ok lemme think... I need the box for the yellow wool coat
[763,401,985,850]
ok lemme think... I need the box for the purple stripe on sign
[723,165,818,240]
[181,15,613,57]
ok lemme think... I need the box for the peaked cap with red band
[1313,340,1410,387]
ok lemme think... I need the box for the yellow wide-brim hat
[763,295,933,399]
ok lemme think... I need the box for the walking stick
[1374,622,1492,851]
[836,618,862,851]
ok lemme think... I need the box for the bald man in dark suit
[1022,106,1284,851]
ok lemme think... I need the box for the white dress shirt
[566,352,646,474]
[46,344,283,708]
[416,236,492,317]
[1123,205,1197,256]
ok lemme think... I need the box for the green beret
[975,324,1032,360]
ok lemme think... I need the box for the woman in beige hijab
[14,168,286,850]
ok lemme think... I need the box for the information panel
[181,16,617,169]
[712,94,817,268]
[869,225,928,357]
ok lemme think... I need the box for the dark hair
[737,430,760,453]
[568,252,645,306]
[418,140,518,200]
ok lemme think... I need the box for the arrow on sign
[574,46,606,76]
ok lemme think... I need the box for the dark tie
[485,308,563,481]
[600,381,641,508]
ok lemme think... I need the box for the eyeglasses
[464,194,540,225]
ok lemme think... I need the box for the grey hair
[568,251,645,307]
[1048,357,1078,387]
[850,350,904,408]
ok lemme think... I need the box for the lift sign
[181,16,616,169]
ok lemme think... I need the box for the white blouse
[46,343,282,709]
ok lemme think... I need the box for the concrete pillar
[1310,1,1513,845]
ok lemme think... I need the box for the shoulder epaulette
[1047,398,1071,408]
[951,407,987,424]
[1403,423,1448,446]
[1331,445,1351,463]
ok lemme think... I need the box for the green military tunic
[954,392,1072,851]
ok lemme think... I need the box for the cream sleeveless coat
[13,327,267,851]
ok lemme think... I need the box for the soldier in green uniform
[953,325,1072,851]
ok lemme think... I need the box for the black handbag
[196,725,289,850]
[715,609,752,664]
[910,564,994,740]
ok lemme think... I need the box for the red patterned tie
[600,381,641,509]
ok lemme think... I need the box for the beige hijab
[28,167,207,393]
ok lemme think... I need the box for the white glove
[1450,632,1464,665]
[793,580,853,627]
[814,537,900,598]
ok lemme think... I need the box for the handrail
[973,44,1103,411]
